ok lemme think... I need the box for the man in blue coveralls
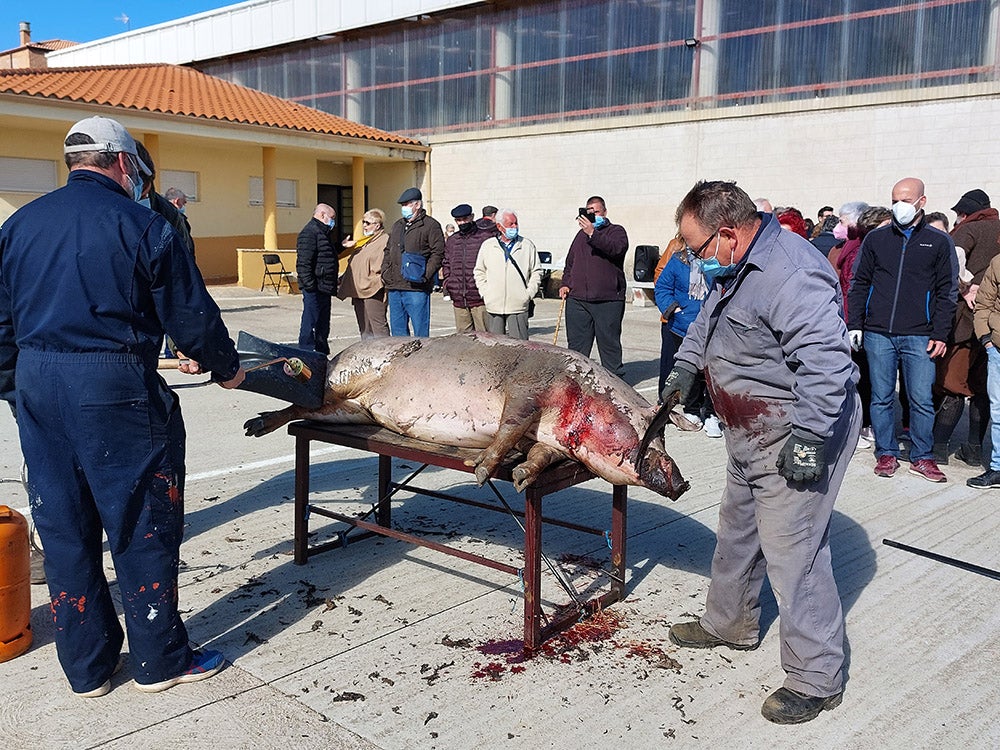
[0,116,245,697]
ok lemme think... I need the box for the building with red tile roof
[0,56,429,283]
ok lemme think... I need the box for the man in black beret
[380,187,445,336]
[442,203,492,332]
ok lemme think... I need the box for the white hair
[495,207,517,223]
[838,201,869,226]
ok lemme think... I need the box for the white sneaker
[857,426,873,450]
[704,415,722,438]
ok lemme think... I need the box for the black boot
[761,687,842,724]
[668,620,758,651]
[954,442,983,468]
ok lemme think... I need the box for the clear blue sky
[1,1,240,47]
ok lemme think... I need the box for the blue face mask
[698,235,739,285]
[178,205,186,215]
[327,218,336,228]
[401,205,414,220]
[504,226,518,240]
[138,197,151,209]
[593,215,607,228]
[699,256,738,285]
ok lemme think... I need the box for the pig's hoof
[511,466,534,492]
[244,414,273,437]
[474,465,490,486]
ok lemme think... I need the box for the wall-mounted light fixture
[684,38,701,48]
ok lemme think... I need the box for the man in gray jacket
[661,181,860,725]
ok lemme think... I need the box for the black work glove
[661,365,696,406]
[776,431,826,483]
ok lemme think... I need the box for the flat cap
[952,189,990,215]
[451,203,473,219]
[481,205,498,217]
[398,187,422,204]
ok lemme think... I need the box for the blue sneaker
[134,649,226,693]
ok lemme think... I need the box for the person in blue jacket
[0,116,245,697]
[654,235,720,436]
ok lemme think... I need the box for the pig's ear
[636,392,679,476]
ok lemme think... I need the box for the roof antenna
[115,13,131,31]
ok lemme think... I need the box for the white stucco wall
[427,90,1000,268]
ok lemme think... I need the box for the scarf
[687,249,708,300]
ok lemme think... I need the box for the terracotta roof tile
[32,40,79,52]
[0,64,422,147]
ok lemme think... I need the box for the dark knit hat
[952,189,990,215]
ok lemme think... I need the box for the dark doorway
[318,183,369,241]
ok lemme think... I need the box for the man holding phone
[559,196,629,377]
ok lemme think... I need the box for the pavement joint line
[186,444,350,482]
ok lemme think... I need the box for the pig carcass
[243,333,689,500]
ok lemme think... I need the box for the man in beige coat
[473,208,541,339]
[969,251,1000,488]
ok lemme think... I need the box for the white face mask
[362,228,375,237]
[892,198,919,226]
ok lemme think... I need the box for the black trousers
[565,297,626,377]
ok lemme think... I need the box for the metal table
[287,421,628,651]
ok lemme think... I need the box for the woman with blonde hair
[338,209,390,338]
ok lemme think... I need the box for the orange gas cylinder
[0,505,32,662]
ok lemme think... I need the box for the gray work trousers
[700,392,861,698]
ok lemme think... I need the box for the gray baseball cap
[64,116,151,175]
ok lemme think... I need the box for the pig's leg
[511,442,565,492]
[243,405,308,437]
[464,393,539,485]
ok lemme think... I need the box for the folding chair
[260,253,293,294]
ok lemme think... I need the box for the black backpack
[633,245,660,282]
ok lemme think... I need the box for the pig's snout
[639,449,690,501]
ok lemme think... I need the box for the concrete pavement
[1,286,997,750]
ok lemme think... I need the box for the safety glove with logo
[776,430,826,483]
[660,364,697,407]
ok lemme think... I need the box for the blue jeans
[298,290,331,354]
[987,345,1000,470]
[388,290,430,337]
[864,332,936,461]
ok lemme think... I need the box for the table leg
[377,454,392,527]
[294,434,311,565]
[523,486,543,651]
[610,485,627,599]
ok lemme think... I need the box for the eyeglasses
[687,230,719,259]
[362,220,378,226]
